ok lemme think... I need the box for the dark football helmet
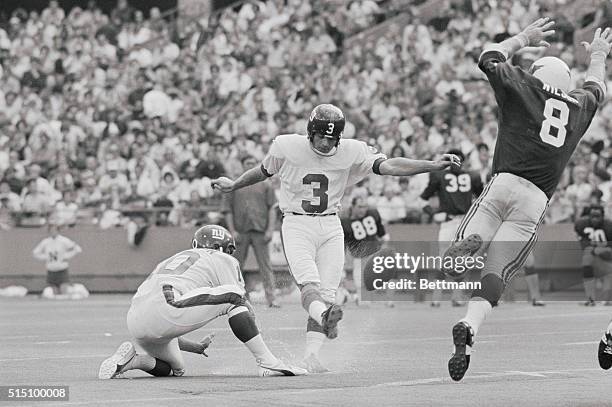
[192,225,236,254]
[307,104,345,156]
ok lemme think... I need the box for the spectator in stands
[376,185,407,224]
[0,180,20,230]
[21,178,50,226]
[545,186,574,224]
[179,190,208,228]
[566,165,594,217]
[99,162,131,204]
[53,190,79,227]
[197,147,226,180]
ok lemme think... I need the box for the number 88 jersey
[478,49,605,199]
[261,134,386,215]
[341,208,387,258]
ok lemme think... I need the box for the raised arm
[485,17,556,60]
[377,154,461,177]
[581,27,612,96]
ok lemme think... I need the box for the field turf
[2,295,612,406]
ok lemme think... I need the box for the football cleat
[532,299,546,307]
[442,234,483,278]
[584,298,597,307]
[98,341,136,379]
[300,354,331,374]
[448,322,474,382]
[452,300,466,307]
[258,359,308,377]
[599,332,612,370]
[431,301,441,308]
[321,304,343,339]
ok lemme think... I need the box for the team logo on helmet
[192,225,236,254]
[529,56,571,93]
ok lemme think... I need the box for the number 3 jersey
[133,248,245,300]
[478,49,605,199]
[261,134,386,215]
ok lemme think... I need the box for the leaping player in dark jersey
[441,20,612,381]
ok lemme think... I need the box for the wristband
[515,33,529,48]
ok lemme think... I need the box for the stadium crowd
[0,0,610,230]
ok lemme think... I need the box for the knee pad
[471,274,503,307]
[583,265,594,279]
[301,282,324,311]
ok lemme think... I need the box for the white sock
[308,301,327,325]
[460,298,492,336]
[305,331,325,358]
[244,334,278,366]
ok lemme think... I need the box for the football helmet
[307,104,345,156]
[192,225,236,254]
[529,56,571,93]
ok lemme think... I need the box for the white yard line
[40,368,604,406]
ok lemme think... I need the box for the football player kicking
[98,225,306,379]
[441,20,612,381]
[213,104,460,373]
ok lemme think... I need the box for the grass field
[3,295,612,407]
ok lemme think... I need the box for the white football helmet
[529,56,571,93]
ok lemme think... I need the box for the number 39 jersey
[133,248,244,300]
[261,134,386,215]
[479,49,605,199]
[420,169,483,215]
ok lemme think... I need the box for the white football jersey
[133,248,244,299]
[261,134,386,215]
[32,235,82,271]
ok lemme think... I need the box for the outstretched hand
[581,27,612,57]
[520,17,556,48]
[211,177,235,193]
[437,154,462,170]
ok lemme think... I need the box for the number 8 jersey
[261,134,386,215]
[478,49,605,199]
